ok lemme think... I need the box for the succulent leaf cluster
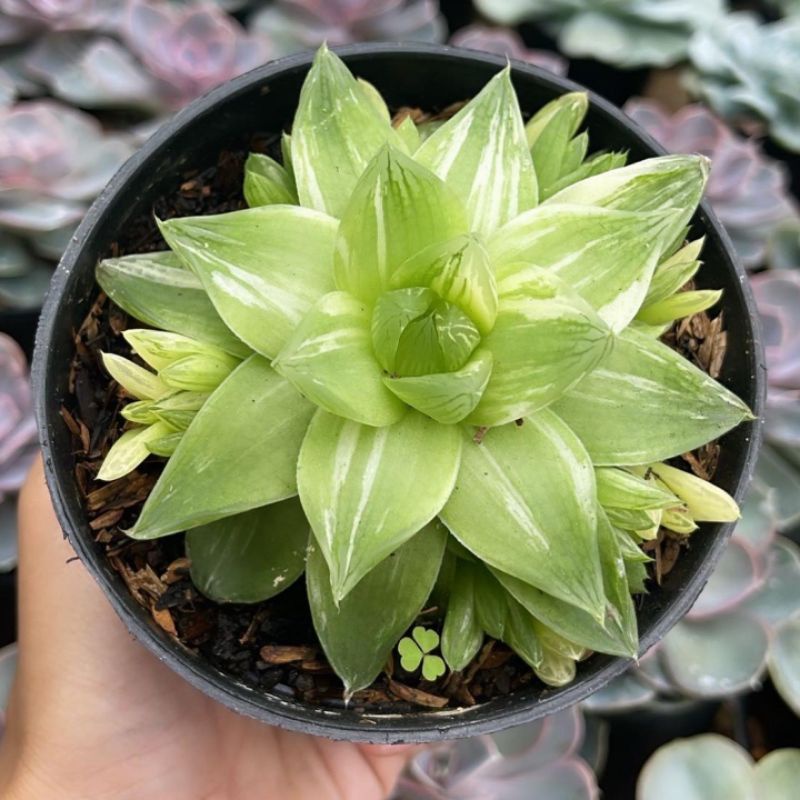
[95,46,752,696]
[393,706,598,800]
[688,13,800,153]
[251,0,446,57]
[637,734,800,800]
[625,100,798,268]
[475,0,727,69]
[584,489,800,717]
[449,24,567,76]
[0,332,36,573]
[0,100,133,309]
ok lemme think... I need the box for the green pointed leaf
[644,237,704,306]
[636,289,722,326]
[243,152,297,207]
[504,596,544,669]
[145,431,183,458]
[281,132,293,181]
[159,205,338,359]
[490,205,678,332]
[534,645,577,687]
[298,409,462,602]
[357,78,390,122]
[494,510,639,658]
[647,462,740,522]
[272,291,405,427]
[525,91,588,195]
[102,353,169,400]
[131,356,315,539]
[95,252,250,358]
[186,498,309,603]
[333,145,467,304]
[291,45,401,217]
[662,506,699,534]
[150,391,208,430]
[605,507,660,533]
[416,67,537,236]
[306,521,447,696]
[121,399,158,425]
[551,327,754,464]
[546,155,709,246]
[383,349,493,424]
[97,421,173,481]
[123,329,237,373]
[468,267,611,426]
[159,353,237,393]
[595,467,678,510]
[440,409,604,617]
[395,115,420,153]
[473,563,510,640]
[543,150,629,201]
[390,235,498,334]
[441,559,484,671]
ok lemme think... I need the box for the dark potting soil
[63,122,727,712]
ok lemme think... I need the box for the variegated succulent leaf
[92,46,754,694]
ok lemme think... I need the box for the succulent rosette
[637,735,800,800]
[624,100,799,268]
[394,706,598,799]
[94,46,753,696]
[250,0,446,57]
[449,24,567,76]
[475,0,726,69]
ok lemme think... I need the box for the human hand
[0,457,415,800]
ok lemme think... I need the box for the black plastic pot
[32,44,765,744]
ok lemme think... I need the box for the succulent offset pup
[94,45,753,698]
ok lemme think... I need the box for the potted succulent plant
[33,44,764,743]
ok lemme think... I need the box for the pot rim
[32,42,766,743]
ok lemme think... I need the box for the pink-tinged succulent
[0,10,36,44]
[751,270,800,391]
[625,100,799,268]
[450,24,567,76]
[250,0,446,57]
[0,0,121,31]
[0,100,133,248]
[394,707,598,800]
[0,333,36,573]
[751,270,800,459]
[122,0,271,109]
[0,332,35,495]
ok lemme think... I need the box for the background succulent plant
[624,100,799,268]
[92,46,751,698]
[0,100,133,307]
[475,0,727,69]
[393,706,599,799]
[637,734,800,800]
[449,24,566,75]
[688,13,800,153]
[749,268,800,531]
[0,333,35,573]
[250,0,446,56]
